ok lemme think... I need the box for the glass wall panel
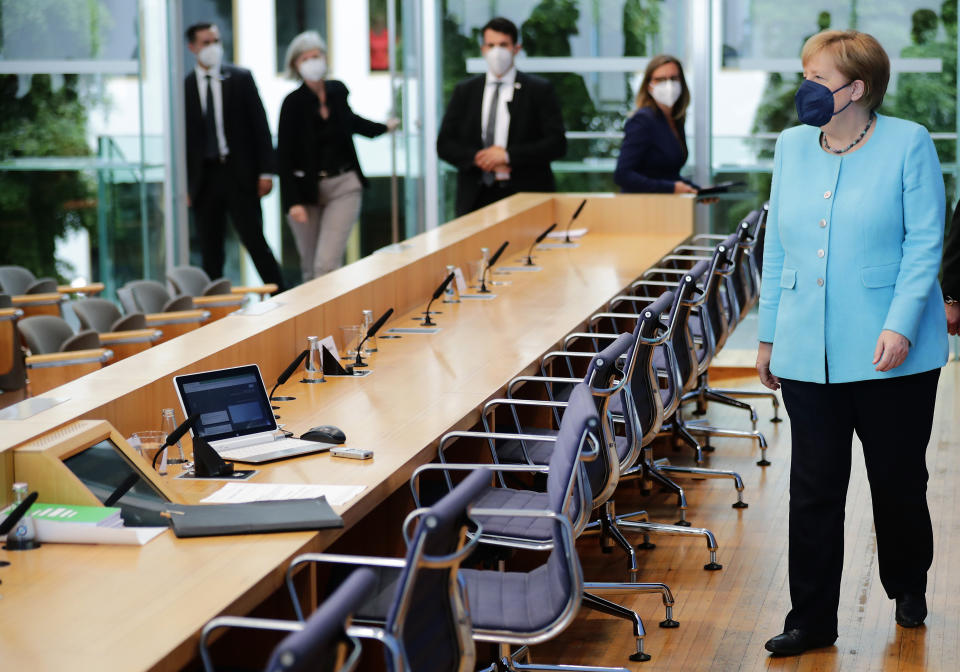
[0,0,159,298]
[438,0,692,223]
[714,0,959,232]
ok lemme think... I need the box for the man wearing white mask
[438,17,566,216]
[184,23,283,290]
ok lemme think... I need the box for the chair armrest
[691,233,730,243]
[145,309,210,325]
[192,294,245,307]
[200,616,303,672]
[26,348,113,368]
[283,554,408,621]
[231,284,278,296]
[0,308,21,321]
[506,374,583,398]
[98,329,162,345]
[673,245,717,253]
[57,282,104,296]
[410,462,552,506]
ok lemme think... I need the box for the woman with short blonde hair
[758,29,947,656]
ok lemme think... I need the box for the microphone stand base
[4,539,41,551]
[271,396,296,402]
[300,377,327,384]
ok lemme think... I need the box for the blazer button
[819,219,827,228]
[817,249,825,258]
[817,277,825,287]
[823,190,832,199]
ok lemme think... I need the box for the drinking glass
[339,325,362,358]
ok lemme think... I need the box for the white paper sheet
[546,227,588,240]
[200,483,366,506]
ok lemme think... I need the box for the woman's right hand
[674,181,698,195]
[756,342,780,391]
[288,205,308,224]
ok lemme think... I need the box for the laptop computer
[174,364,336,463]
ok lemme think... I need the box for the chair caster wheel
[659,618,680,629]
[704,562,723,571]
[601,546,613,554]
[702,444,716,453]
[732,501,748,509]
[756,459,771,467]
[771,417,783,423]
[637,542,656,550]
[675,519,691,527]
[629,651,652,662]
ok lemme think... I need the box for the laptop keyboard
[217,437,325,461]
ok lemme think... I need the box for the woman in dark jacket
[278,31,397,282]
[614,54,698,194]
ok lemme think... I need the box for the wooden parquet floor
[529,361,960,672]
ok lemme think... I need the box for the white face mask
[650,79,682,108]
[299,57,328,82]
[484,46,514,78]
[197,42,223,69]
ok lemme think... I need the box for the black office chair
[200,567,378,672]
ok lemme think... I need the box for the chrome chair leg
[615,517,722,570]
[582,592,651,662]
[585,581,678,629]
[706,386,782,422]
[701,390,758,429]
[683,423,769,466]
[656,464,747,509]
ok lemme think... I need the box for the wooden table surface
[0,194,693,672]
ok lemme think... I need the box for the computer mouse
[301,425,346,444]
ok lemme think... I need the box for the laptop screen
[174,364,277,442]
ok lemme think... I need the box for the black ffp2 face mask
[795,79,854,127]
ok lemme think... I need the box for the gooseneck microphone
[270,349,309,406]
[423,273,455,326]
[563,199,587,243]
[479,241,509,293]
[0,490,38,537]
[355,308,394,368]
[525,223,557,266]
[152,413,201,470]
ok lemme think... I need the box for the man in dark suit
[944,201,960,335]
[437,17,566,217]
[184,23,283,289]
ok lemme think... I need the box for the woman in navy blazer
[614,55,698,194]
[757,31,948,657]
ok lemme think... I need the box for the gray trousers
[287,171,363,282]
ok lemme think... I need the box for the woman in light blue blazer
[756,30,947,657]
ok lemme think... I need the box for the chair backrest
[116,287,138,314]
[580,333,637,508]
[0,266,56,295]
[266,568,377,672]
[547,383,601,533]
[18,315,75,354]
[384,469,488,672]
[670,259,712,392]
[125,280,194,313]
[168,266,231,297]
[700,232,739,353]
[625,290,678,448]
[73,298,123,333]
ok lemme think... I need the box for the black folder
[696,180,745,197]
[164,497,343,538]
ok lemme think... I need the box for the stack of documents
[0,502,166,546]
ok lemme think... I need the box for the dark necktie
[203,74,219,159]
[482,81,501,186]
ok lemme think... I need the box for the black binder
[164,497,343,538]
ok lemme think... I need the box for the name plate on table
[384,327,442,335]
[499,266,541,272]
[460,294,497,300]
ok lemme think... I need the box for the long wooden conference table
[0,193,694,672]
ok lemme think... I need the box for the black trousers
[192,159,283,288]
[465,180,517,215]
[779,368,940,636]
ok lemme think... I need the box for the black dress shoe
[895,593,927,628]
[764,629,838,656]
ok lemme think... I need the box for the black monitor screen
[175,365,276,442]
[63,438,170,527]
